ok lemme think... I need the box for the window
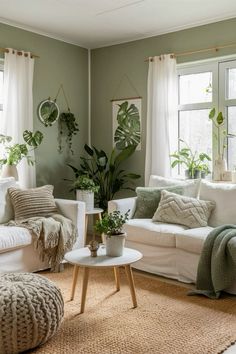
[0,62,3,122]
[177,57,236,175]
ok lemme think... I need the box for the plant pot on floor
[105,233,126,257]
[1,164,19,180]
[76,190,94,211]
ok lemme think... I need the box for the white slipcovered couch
[108,175,236,294]
[0,178,86,273]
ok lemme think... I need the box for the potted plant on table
[94,210,129,257]
[170,139,211,179]
[73,175,99,211]
[0,130,44,180]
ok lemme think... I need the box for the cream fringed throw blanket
[7,214,77,272]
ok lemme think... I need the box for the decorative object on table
[112,99,141,150]
[84,208,103,246]
[95,210,129,257]
[221,170,232,182]
[0,130,44,180]
[88,239,100,257]
[170,139,211,179]
[208,108,236,181]
[0,272,63,354]
[73,175,99,211]
[66,144,140,210]
[38,98,60,127]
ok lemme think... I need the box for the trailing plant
[0,130,44,166]
[114,101,141,150]
[170,139,211,178]
[66,144,140,210]
[73,175,99,193]
[58,111,79,154]
[94,210,129,236]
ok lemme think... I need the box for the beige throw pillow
[8,185,58,220]
[152,190,215,228]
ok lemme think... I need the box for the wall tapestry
[112,98,141,151]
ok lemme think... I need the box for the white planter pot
[1,164,19,181]
[76,190,94,211]
[213,157,227,181]
[105,233,126,257]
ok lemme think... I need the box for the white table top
[86,208,103,215]
[64,246,143,268]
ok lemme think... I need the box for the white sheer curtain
[1,48,35,188]
[145,54,178,185]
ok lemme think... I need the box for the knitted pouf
[0,273,64,354]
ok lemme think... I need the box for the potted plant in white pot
[74,175,99,211]
[94,210,129,257]
[0,130,44,180]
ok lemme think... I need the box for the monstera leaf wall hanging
[113,99,141,150]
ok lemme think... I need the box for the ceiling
[0,0,236,49]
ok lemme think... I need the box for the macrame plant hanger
[111,74,142,102]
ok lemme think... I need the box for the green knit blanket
[190,225,236,299]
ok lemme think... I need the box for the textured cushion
[0,226,32,254]
[199,180,236,227]
[8,185,58,220]
[175,226,213,254]
[148,175,201,198]
[0,177,17,223]
[133,186,184,219]
[124,219,188,247]
[153,190,215,228]
[0,273,63,354]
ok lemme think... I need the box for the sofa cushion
[153,190,215,228]
[124,219,188,247]
[175,226,213,254]
[133,185,184,219]
[0,226,32,254]
[199,180,236,227]
[148,175,200,198]
[8,185,58,220]
[0,177,17,223]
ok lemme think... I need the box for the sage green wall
[91,18,236,191]
[0,23,88,198]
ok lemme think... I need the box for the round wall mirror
[38,99,60,127]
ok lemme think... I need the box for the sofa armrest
[108,197,137,219]
[55,199,86,249]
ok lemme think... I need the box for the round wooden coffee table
[64,246,143,313]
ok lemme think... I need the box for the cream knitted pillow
[152,190,215,228]
[8,185,58,220]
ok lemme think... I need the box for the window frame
[0,60,3,112]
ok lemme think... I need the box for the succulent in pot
[94,210,129,257]
[74,175,99,211]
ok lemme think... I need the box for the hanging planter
[58,110,79,154]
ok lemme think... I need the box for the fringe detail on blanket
[7,214,77,272]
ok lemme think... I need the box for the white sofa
[0,178,86,273]
[108,175,236,294]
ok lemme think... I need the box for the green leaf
[171,160,182,168]
[209,108,215,119]
[23,130,43,147]
[84,144,94,156]
[216,112,224,125]
[114,145,136,166]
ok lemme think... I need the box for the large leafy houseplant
[67,144,140,210]
[170,139,211,178]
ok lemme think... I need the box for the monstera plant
[114,101,141,150]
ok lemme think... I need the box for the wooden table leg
[84,214,88,246]
[114,267,120,291]
[70,265,79,301]
[125,265,137,308]
[80,267,90,313]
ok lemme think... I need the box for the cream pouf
[0,273,64,354]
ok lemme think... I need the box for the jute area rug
[30,264,236,354]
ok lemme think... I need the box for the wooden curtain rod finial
[2,47,39,59]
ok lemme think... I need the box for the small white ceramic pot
[105,233,126,257]
[1,164,19,181]
[76,190,94,211]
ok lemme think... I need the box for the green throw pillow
[133,186,184,219]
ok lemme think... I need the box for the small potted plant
[0,130,44,180]
[74,175,99,211]
[94,210,129,257]
[170,139,211,179]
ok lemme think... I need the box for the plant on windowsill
[170,139,211,179]
[94,210,129,257]
[0,130,44,180]
[73,175,99,212]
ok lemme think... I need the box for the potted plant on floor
[74,175,99,211]
[170,139,211,179]
[95,210,129,257]
[0,130,44,180]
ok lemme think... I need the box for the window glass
[228,68,236,99]
[0,71,3,107]
[179,72,212,104]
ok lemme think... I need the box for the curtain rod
[145,42,236,62]
[0,47,39,59]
